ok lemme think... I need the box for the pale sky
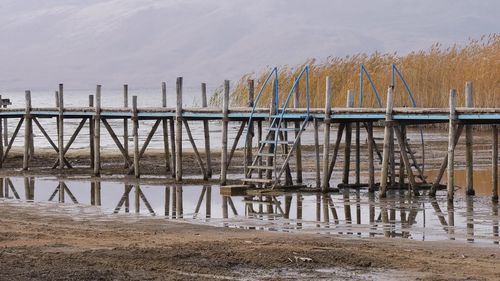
[0,0,498,90]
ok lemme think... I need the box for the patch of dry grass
[232,34,499,108]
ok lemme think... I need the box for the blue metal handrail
[359,64,383,108]
[273,65,310,179]
[391,64,417,107]
[391,64,425,177]
[243,67,279,173]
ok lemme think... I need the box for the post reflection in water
[1,176,499,244]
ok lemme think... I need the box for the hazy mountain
[0,0,498,91]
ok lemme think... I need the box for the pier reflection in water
[0,176,498,244]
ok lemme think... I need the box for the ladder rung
[269,127,301,132]
[260,140,294,145]
[257,152,277,157]
[248,165,274,170]
[241,178,275,184]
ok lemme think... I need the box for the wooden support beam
[342,90,354,185]
[132,96,140,178]
[175,77,183,182]
[201,83,212,178]
[137,120,161,160]
[161,82,171,173]
[227,121,246,171]
[220,80,229,185]
[123,85,129,168]
[32,118,72,168]
[429,124,464,196]
[169,116,176,178]
[314,118,320,189]
[1,118,24,164]
[183,119,207,180]
[465,81,474,196]
[327,123,345,182]
[0,95,3,168]
[89,95,95,170]
[94,85,101,176]
[51,118,87,169]
[322,76,332,192]
[394,126,418,196]
[244,80,254,177]
[101,119,133,166]
[23,91,32,170]
[492,125,498,202]
[367,122,375,192]
[380,86,394,198]
[447,89,457,201]
[58,84,64,170]
[355,121,361,185]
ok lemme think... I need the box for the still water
[1,176,498,245]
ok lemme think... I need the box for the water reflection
[0,176,499,245]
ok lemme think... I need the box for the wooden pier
[1,75,499,201]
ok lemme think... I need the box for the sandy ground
[0,202,499,281]
[0,132,499,280]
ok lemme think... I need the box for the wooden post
[492,125,498,202]
[220,80,229,185]
[314,118,320,189]
[447,89,457,201]
[342,90,354,185]
[94,85,101,176]
[0,95,3,168]
[367,122,375,192]
[58,84,64,170]
[465,81,474,195]
[201,83,212,178]
[132,96,140,178]
[161,82,171,173]
[322,77,332,191]
[23,91,32,170]
[355,122,361,185]
[380,87,394,198]
[175,77,183,182]
[89,95,95,170]
[123,85,129,169]
[294,80,302,183]
[244,80,254,177]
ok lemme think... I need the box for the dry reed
[231,34,499,109]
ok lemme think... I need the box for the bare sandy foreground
[0,201,499,281]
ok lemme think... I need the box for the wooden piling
[23,91,32,170]
[132,96,140,178]
[220,80,229,185]
[355,122,361,185]
[0,96,3,168]
[244,80,254,177]
[94,85,101,176]
[89,95,95,170]
[58,84,64,170]
[447,89,457,201]
[342,90,354,185]
[493,125,498,202]
[123,85,129,168]
[175,77,183,182]
[367,122,375,192]
[465,81,474,195]
[322,77,332,191]
[380,87,394,198]
[201,83,212,178]
[314,118,320,189]
[161,82,171,173]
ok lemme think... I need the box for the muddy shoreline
[0,202,499,281]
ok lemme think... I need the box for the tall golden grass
[231,34,499,108]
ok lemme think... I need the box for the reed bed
[231,34,499,109]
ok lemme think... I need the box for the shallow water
[1,176,498,245]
